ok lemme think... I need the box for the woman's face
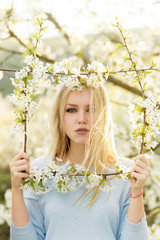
[63,87,92,145]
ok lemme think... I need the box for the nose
[77,110,87,124]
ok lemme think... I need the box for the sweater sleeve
[117,187,149,240]
[10,192,46,240]
[10,157,48,240]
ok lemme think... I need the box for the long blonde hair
[47,83,118,206]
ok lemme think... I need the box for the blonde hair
[47,83,118,206]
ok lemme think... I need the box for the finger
[11,170,29,183]
[131,171,147,182]
[12,152,30,162]
[10,159,29,168]
[14,165,30,174]
[134,160,151,172]
[17,172,29,179]
[132,165,144,174]
[132,163,150,175]
[134,154,150,166]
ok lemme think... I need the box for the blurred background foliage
[0,0,160,239]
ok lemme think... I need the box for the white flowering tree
[0,1,160,239]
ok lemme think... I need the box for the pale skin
[10,87,151,227]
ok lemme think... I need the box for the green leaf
[35,16,44,26]
[31,32,39,40]
[42,26,49,32]
[115,73,119,78]
[26,43,35,50]
[116,44,124,48]
[131,79,138,84]
[32,50,37,57]
[131,62,136,69]
[145,71,151,74]
[13,88,19,95]
[151,61,156,68]
[81,171,86,175]
[86,176,90,184]
[123,56,130,62]
[21,59,25,65]
[100,179,105,187]
[31,181,36,191]
[119,64,123,68]
[133,104,144,113]
[23,180,30,185]
[110,22,117,27]
[30,93,36,98]
[132,51,138,57]
[22,51,30,57]
[119,21,122,31]
[131,72,135,76]
[143,82,147,89]
[38,180,45,189]
[126,172,131,179]
[115,166,120,172]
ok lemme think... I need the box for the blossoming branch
[22,158,131,194]
[0,17,160,194]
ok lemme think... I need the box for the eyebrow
[65,104,90,107]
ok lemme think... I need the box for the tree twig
[0,67,154,98]
[116,19,148,153]
[57,170,123,178]
[46,12,90,65]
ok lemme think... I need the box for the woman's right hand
[10,152,30,190]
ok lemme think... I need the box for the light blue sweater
[10,157,149,240]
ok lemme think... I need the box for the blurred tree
[0,0,160,238]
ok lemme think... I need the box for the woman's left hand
[130,154,151,196]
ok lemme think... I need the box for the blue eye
[66,108,77,113]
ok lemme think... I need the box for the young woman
[10,80,151,240]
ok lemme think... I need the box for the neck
[64,141,85,165]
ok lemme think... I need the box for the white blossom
[115,160,131,180]
[9,56,48,132]
[50,59,107,91]
[22,158,131,195]
[128,96,160,152]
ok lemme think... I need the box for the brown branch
[148,205,160,213]
[0,68,18,73]
[46,12,71,45]
[7,26,27,48]
[23,21,45,153]
[0,67,151,97]
[116,20,148,153]
[46,12,90,65]
[147,207,160,225]
[111,68,158,74]
[151,142,160,152]
[110,99,129,107]
[76,51,90,65]
[116,21,145,97]
[60,170,123,178]
[24,79,27,153]
[5,28,55,63]
[0,46,55,63]
[0,47,22,55]
[108,75,145,97]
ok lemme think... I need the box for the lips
[75,128,89,135]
